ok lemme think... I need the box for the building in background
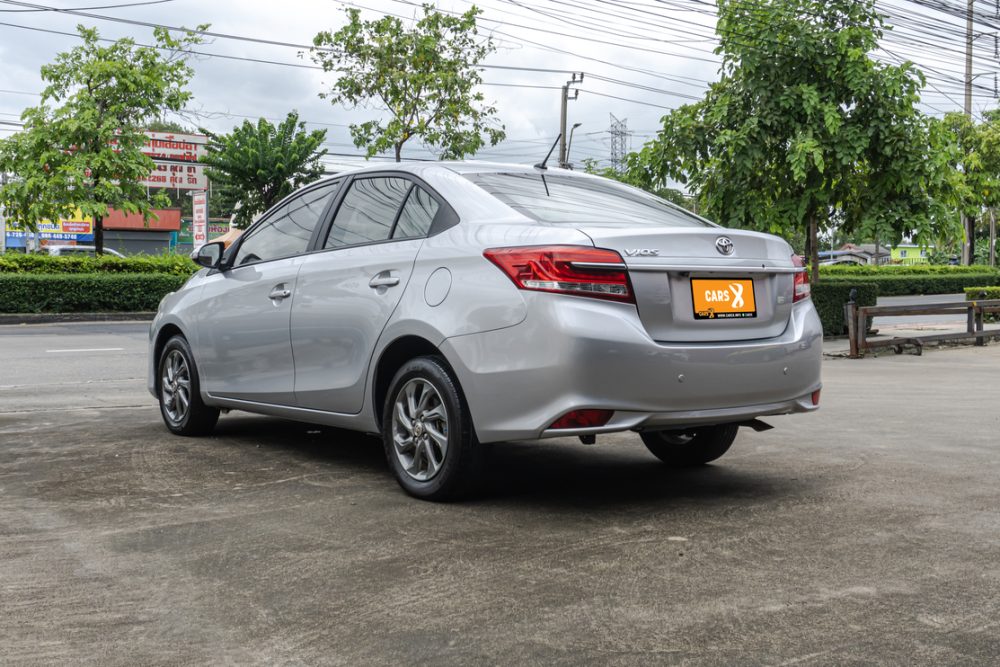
[3,208,181,254]
[102,208,182,254]
[817,243,893,266]
[173,217,231,255]
[891,243,933,264]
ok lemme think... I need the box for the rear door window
[392,186,440,239]
[325,177,412,249]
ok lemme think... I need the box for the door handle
[269,286,292,300]
[369,274,400,288]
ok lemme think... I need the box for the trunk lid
[576,225,799,342]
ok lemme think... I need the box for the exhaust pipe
[738,418,774,432]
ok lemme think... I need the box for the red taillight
[791,254,811,303]
[548,409,614,430]
[483,245,635,303]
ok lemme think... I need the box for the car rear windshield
[465,172,710,227]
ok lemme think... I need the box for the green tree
[0,25,203,253]
[199,112,328,229]
[581,158,696,212]
[928,111,1000,263]
[146,119,194,134]
[310,4,505,161]
[628,0,946,282]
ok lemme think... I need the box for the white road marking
[45,347,125,353]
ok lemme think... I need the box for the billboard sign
[4,212,95,247]
[192,191,208,251]
[140,131,209,190]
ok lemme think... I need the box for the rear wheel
[640,423,739,467]
[158,335,219,436]
[382,356,483,501]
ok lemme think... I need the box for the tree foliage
[628,0,947,281]
[199,112,327,229]
[0,25,202,253]
[310,4,505,161]
[926,111,1000,261]
[581,158,696,212]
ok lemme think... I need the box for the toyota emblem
[715,236,734,256]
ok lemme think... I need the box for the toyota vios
[149,163,822,500]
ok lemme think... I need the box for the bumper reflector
[811,389,821,406]
[549,409,614,430]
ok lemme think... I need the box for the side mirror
[191,241,224,269]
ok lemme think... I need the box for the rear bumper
[441,294,823,444]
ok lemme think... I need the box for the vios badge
[715,236,735,256]
[624,248,659,257]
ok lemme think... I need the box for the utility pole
[966,0,975,116]
[609,114,631,173]
[559,73,583,168]
[0,171,6,254]
[964,0,976,264]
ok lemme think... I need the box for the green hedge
[965,286,1000,323]
[0,252,197,276]
[820,264,997,276]
[964,286,1000,299]
[812,281,878,336]
[822,273,1000,296]
[0,273,187,313]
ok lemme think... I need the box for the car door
[291,177,443,413]
[193,180,341,404]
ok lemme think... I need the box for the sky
[0,0,995,173]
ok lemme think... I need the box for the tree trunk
[968,213,976,265]
[394,143,402,163]
[804,223,812,268]
[808,213,819,285]
[962,213,977,265]
[94,214,104,255]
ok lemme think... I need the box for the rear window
[465,172,709,227]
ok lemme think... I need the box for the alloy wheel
[392,378,449,481]
[161,349,192,425]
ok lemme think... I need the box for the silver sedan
[149,162,822,500]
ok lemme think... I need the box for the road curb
[0,312,155,325]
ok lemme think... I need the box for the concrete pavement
[1,323,999,665]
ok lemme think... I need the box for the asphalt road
[2,323,999,665]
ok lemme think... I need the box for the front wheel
[158,335,219,436]
[640,423,739,467]
[382,356,484,501]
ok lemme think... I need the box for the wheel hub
[392,378,448,482]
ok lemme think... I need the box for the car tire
[158,335,219,436]
[382,356,484,501]
[640,423,739,467]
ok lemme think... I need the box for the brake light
[549,409,614,430]
[791,254,810,302]
[483,245,634,303]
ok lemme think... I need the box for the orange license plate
[691,278,757,319]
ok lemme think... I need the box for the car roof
[318,160,588,182]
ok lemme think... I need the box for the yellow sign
[691,278,757,319]
[4,211,93,240]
